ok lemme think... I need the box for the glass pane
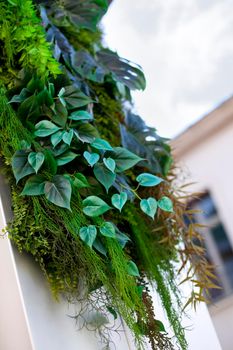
[211,224,233,290]
[198,194,217,219]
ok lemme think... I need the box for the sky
[102,0,233,138]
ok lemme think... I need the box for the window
[189,192,233,303]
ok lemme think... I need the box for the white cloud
[102,0,233,138]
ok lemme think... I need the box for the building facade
[172,97,233,350]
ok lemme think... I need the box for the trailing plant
[0,1,218,349]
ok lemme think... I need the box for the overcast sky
[102,0,233,138]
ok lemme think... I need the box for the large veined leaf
[93,163,116,192]
[75,123,99,143]
[43,0,109,31]
[21,175,46,196]
[71,50,106,83]
[110,147,143,172]
[12,150,35,183]
[34,120,60,137]
[60,86,93,109]
[97,49,146,91]
[120,111,172,175]
[83,196,111,217]
[44,175,72,210]
[79,225,97,248]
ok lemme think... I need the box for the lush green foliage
[0,1,217,350]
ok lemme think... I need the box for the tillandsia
[0,1,218,349]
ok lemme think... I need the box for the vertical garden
[0,1,217,349]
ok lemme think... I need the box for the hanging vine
[0,1,218,349]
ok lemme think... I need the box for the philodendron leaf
[62,86,93,109]
[83,196,111,217]
[51,130,65,147]
[100,222,116,238]
[140,197,158,219]
[83,151,100,167]
[127,261,140,277]
[110,147,143,172]
[93,163,116,192]
[56,151,78,166]
[28,152,45,173]
[34,120,60,137]
[73,173,90,189]
[111,192,127,212]
[136,173,163,187]
[69,110,93,121]
[79,225,97,248]
[75,123,99,143]
[21,175,46,196]
[62,129,74,145]
[103,157,116,173]
[12,150,35,183]
[44,175,72,210]
[158,196,173,212]
[93,238,107,256]
[91,138,113,151]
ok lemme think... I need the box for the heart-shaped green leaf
[110,147,143,172]
[44,175,72,210]
[127,261,140,277]
[68,110,93,121]
[75,123,99,143]
[34,120,60,137]
[158,196,173,212]
[100,222,116,238]
[73,173,90,189]
[56,151,78,166]
[12,150,35,183]
[111,192,127,212]
[83,151,100,167]
[21,175,46,196]
[140,197,157,219]
[51,130,65,147]
[79,225,97,248]
[62,129,74,145]
[103,157,116,173]
[83,196,111,217]
[91,138,113,151]
[93,163,116,192]
[136,173,163,187]
[28,152,45,173]
[93,238,107,256]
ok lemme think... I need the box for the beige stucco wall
[173,118,233,350]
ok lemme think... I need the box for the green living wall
[0,1,217,349]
